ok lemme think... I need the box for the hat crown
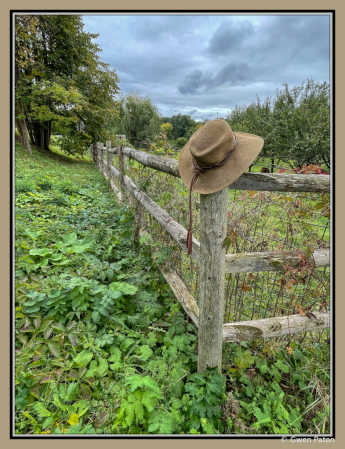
[189,119,235,167]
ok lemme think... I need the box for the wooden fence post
[106,141,111,179]
[117,135,126,204]
[197,187,229,373]
[97,142,102,172]
[92,143,97,167]
[102,143,108,176]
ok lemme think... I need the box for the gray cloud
[206,19,255,56]
[187,109,198,116]
[127,15,197,42]
[178,62,255,95]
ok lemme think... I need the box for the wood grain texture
[197,188,229,372]
[158,263,199,327]
[117,138,126,204]
[225,248,330,273]
[106,141,111,179]
[223,311,330,342]
[122,147,180,178]
[229,172,330,193]
[110,179,122,202]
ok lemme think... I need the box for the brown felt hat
[178,119,264,194]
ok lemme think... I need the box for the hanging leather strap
[186,134,238,255]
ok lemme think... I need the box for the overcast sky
[82,13,330,122]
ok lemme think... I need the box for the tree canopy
[169,114,197,140]
[15,14,120,155]
[160,122,174,139]
[226,80,330,170]
[107,93,161,147]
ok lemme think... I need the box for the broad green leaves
[109,282,138,296]
[125,375,162,395]
[234,347,255,369]
[73,351,93,367]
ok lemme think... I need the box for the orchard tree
[226,80,330,171]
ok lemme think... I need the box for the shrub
[176,137,188,148]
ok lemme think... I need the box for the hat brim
[178,132,264,194]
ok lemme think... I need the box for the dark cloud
[178,62,255,95]
[206,19,255,56]
[206,15,329,69]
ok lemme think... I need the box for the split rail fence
[90,138,331,372]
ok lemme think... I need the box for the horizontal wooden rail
[228,172,330,193]
[222,311,330,342]
[225,248,330,273]
[108,147,330,193]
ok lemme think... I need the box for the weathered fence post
[197,187,229,372]
[92,143,97,166]
[117,135,127,204]
[96,142,102,172]
[101,144,106,175]
[106,141,111,179]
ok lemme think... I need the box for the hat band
[186,134,238,255]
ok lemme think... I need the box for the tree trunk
[27,119,35,146]
[270,157,275,173]
[30,121,51,150]
[44,121,51,150]
[15,67,32,155]
[15,99,32,155]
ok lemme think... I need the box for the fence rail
[91,138,331,372]
[105,145,330,193]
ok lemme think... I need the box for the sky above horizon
[82,13,330,122]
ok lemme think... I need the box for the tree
[170,114,196,140]
[15,14,120,155]
[226,80,330,171]
[15,15,39,154]
[108,93,161,147]
[160,122,173,139]
[185,122,202,140]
